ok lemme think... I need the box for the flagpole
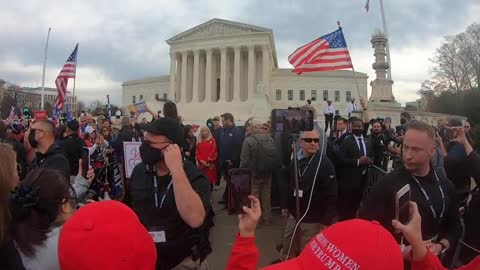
[41,27,51,110]
[379,0,392,80]
[72,43,78,114]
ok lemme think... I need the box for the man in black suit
[337,117,373,221]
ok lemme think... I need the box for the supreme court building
[122,18,368,124]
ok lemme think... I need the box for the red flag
[55,44,78,111]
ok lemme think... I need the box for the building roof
[272,69,368,79]
[122,75,170,86]
[166,18,279,68]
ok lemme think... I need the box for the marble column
[180,51,188,103]
[248,45,255,99]
[169,52,176,101]
[233,46,241,101]
[205,48,213,102]
[262,45,269,94]
[219,47,227,102]
[193,50,200,102]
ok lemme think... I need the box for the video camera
[271,107,314,134]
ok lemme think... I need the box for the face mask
[352,129,363,136]
[28,131,38,148]
[400,119,407,125]
[139,143,164,166]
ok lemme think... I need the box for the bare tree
[430,23,480,93]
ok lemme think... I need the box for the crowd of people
[0,98,478,270]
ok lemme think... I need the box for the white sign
[123,142,142,178]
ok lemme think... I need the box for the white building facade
[122,18,368,124]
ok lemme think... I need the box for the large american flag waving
[55,44,78,111]
[288,28,353,75]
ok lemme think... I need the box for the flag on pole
[106,94,112,122]
[65,103,72,121]
[365,0,370,12]
[288,28,353,75]
[8,92,19,120]
[55,44,78,112]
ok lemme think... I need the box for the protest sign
[123,141,142,178]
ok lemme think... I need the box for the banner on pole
[123,141,142,178]
[34,110,48,120]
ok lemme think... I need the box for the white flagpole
[72,43,78,114]
[379,0,392,80]
[41,27,51,110]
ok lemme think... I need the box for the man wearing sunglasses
[278,129,337,260]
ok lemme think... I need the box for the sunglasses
[302,138,320,143]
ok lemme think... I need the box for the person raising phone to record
[360,121,461,259]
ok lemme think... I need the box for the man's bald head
[33,120,55,136]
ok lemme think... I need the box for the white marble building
[122,18,368,124]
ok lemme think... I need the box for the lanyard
[411,170,446,220]
[298,153,316,180]
[153,176,173,209]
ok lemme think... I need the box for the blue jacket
[218,125,244,166]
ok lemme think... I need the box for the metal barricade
[361,165,387,207]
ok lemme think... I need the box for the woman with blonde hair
[0,143,23,269]
[196,126,218,187]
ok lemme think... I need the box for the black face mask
[400,119,407,125]
[352,129,363,137]
[28,131,38,148]
[139,143,164,166]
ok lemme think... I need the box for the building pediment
[167,18,271,44]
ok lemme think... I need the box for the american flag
[55,44,78,111]
[288,28,353,75]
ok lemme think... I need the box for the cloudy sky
[1,0,479,106]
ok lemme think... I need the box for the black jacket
[128,161,211,270]
[281,152,337,224]
[30,144,70,178]
[0,240,24,270]
[462,151,480,262]
[115,126,134,159]
[337,134,372,190]
[359,166,461,245]
[60,134,86,175]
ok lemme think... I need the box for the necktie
[358,138,366,156]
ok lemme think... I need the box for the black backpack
[252,134,281,175]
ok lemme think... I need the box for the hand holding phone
[228,168,252,215]
[395,184,411,226]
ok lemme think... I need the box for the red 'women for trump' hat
[263,219,403,270]
[58,201,157,270]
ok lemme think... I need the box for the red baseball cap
[58,201,157,270]
[263,219,403,270]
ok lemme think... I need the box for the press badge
[294,190,303,198]
[149,231,166,243]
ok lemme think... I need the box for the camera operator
[360,121,461,259]
[368,119,387,168]
[278,129,337,260]
[444,118,478,207]
[128,118,211,270]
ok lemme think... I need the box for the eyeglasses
[302,138,320,143]
[213,119,220,121]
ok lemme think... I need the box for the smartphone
[81,146,90,178]
[395,184,411,225]
[228,168,252,215]
[271,109,314,133]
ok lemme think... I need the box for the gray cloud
[1,0,479,106]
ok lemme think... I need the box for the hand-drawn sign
[123,142,142,178]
